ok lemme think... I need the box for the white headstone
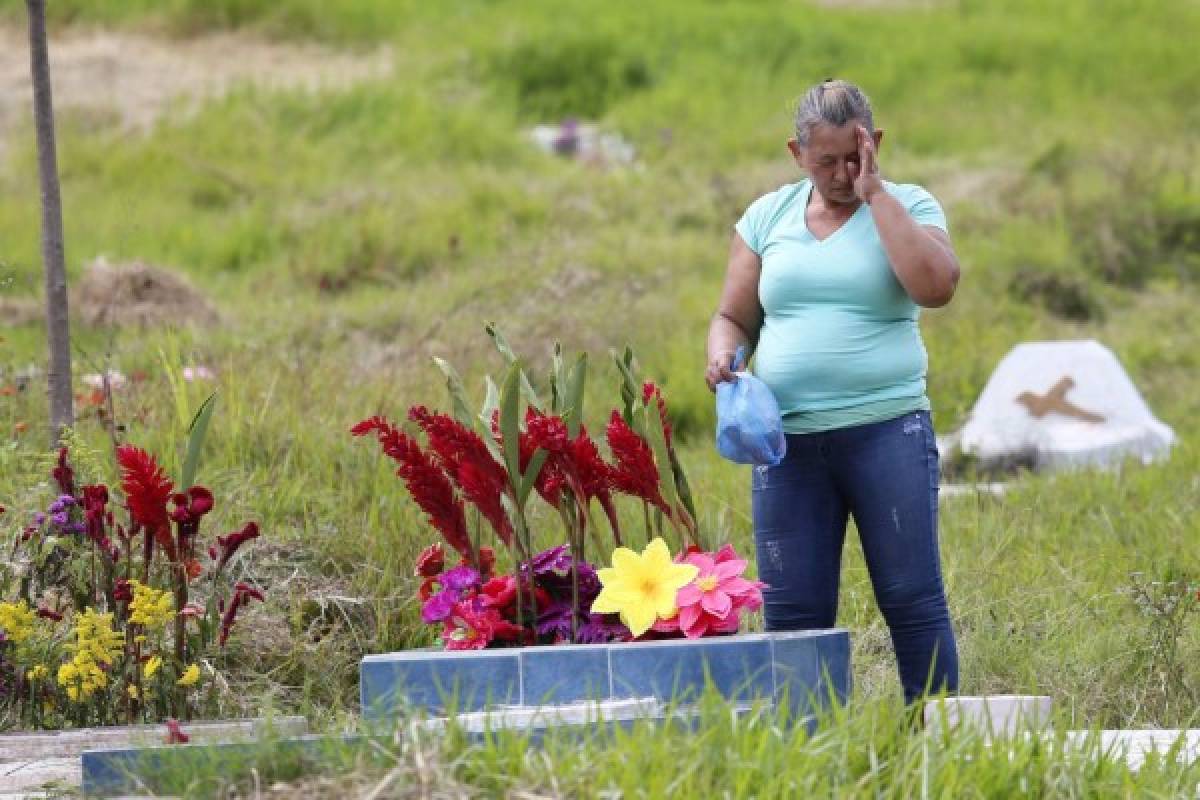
[958,340,1176,471]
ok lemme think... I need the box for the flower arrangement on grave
[353,328,764,649]
[0,399,264,729]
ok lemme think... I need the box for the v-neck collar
[802,180,865,245]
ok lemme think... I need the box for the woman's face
[788,121,883,208]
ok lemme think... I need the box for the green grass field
[1,0,1198,794]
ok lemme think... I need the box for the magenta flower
[670,544,766,639]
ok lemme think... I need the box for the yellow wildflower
[128,581,175,629]
[26,665,49,681]
[127,685,139,699]
[177,664,200,687]
[144,655,163,678]
[0,601,36,644]
[591,538,699,637]
[58,609,124,702]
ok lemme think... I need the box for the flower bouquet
[0,401,264,729]
[354,328,764,650]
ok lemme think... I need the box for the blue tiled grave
[361,629,850,720]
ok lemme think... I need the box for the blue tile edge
[362,628,851,718]
[81,734,368,797]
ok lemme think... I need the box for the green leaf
[432,356,476,427]
[550,342,565,414]
[499,361,524,487]
[517,450,549,506]
[481,375,501,428]
[611,346,641,426]
[641,401,681,520]
[563,353,587,438]
[180,392,217,490]
[486,322,540,407]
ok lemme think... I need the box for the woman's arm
[706,233,764,391]
[852,126,961,307]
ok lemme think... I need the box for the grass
[0,0,1198,793]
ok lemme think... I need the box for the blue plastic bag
[715,346,787,466]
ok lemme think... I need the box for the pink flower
[672,544,766,639]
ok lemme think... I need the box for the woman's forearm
[867,191,960,307]
[707,312,756,365]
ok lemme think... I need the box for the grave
[954,340,1176,472]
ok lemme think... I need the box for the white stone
[925,695,1053,737]
[957,340,1175,471]
[419,697,663,734]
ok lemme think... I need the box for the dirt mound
[0,296,41,325]
[76,257,218,328]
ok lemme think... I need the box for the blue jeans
[751,410,958,703]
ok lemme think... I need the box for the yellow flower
[26,665,49,681]
[127,685,139,699]
[0,601,36,644]
[59,610,124,702]
[177,664,200,687]
[128,581,175,629]
[591,537,699,637]
[144,655,163,679]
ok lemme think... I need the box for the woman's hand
[705,350,739,392]
[849,125,885,205]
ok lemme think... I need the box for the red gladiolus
[605,411,669,515]
[212,522,260,574]
[219,581,266,647]
[352,416,471,557]
[52,447,75,496]
[643,382,673,448]
[524,408,569,454]
[415,542,445,578]
[409,407,513,546]
[81,484,109,544]
[117,446,175,557]
[169,487,214,533]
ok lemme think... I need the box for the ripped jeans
[751,410,958,703]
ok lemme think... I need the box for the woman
[706,79,961,704]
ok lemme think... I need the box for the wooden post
[27,0,74,443]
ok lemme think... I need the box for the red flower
[524,408,569,454]
[409,407,514,547]
[211,521,260,574]
[114,578,132,604]
[117,446,175,556]
[477,546,496,578]
[164,719,190,745]
[605,411,669,515]
[415,542,445,578]
[643,382,673,448]
[52,447,75,496]
[352,416,471,557]
[170,487,214,531]
[81,484,109,544]
[219,581,266,647]
[441,602,494,650]
[36,606,63,622]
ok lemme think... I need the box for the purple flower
[66,522,85,535]
[50,511,69,527]
[577,613,632,644]
[421,590,458,623]
[32,512,45,526]
[535,600,575,640]
[529,545,572,576]
[440,565,480,593]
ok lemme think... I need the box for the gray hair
[794,79,874,146]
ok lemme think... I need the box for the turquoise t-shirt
[735,179,948,434]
